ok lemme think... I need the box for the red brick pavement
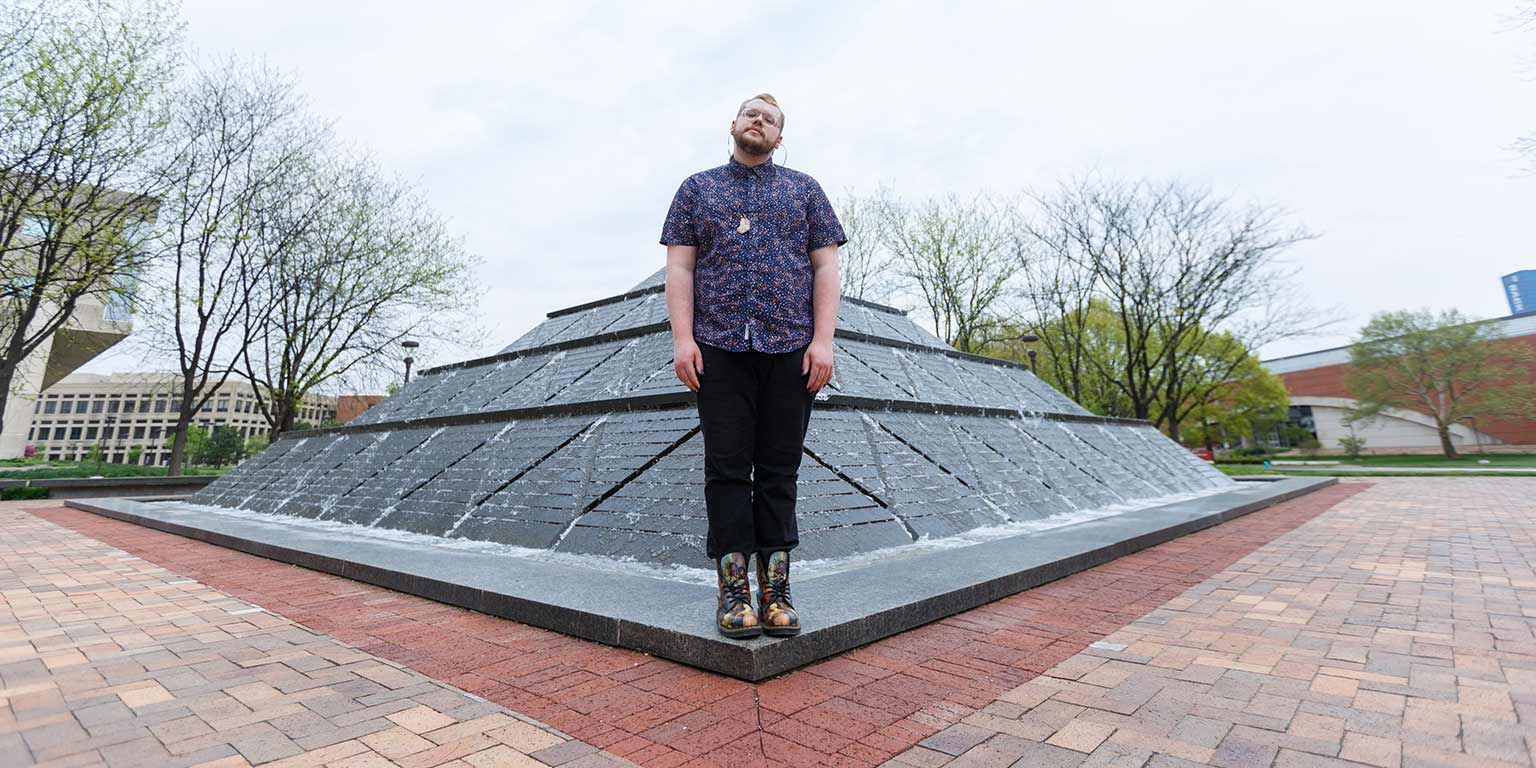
[30,482,1366,767]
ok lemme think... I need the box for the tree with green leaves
[0,0,181,439]
[996,299,1287,443]
[993,301,1135,418]
[1180,354,1289,451]
[1346,309,1536,458]
[181,424,207,466]
[197,425,243,467]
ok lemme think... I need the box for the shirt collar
[727,155,777,178]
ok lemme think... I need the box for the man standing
[660,94,844,639]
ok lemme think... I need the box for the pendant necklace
[737,215,750,234]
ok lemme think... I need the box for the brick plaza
[2,478,1532,767]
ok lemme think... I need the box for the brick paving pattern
[895,477,1536,767]
[0,503,633,767]
[22,481,1369,767]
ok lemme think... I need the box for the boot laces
[766,575,794,610]
[723,577,751,609]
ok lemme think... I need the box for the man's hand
[674,338,704,392]
[802,339,834,392]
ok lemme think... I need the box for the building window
[44,401,56,414]
[35,427,48,440]
[117,426,129,439]
[75,401,89,414]
[107,400,119,414]
[149,426,161,440]
[216,399,229,412]
[69,427,82,440]
[85,427,97,440]
[133,426,145,439]
[154,400,166,413]
[91,400,103,413]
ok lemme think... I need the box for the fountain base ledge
[64,476,1334,681]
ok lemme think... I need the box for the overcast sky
[85,0,1536,379]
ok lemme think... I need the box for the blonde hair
[738,93,784,131]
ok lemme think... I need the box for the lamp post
[97,414,116,474]
[402,339,419,384]
[1019,333,1040,375]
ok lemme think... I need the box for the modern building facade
[0,181,153,459]
[26,372,337,465]
[1263,313,1536,451]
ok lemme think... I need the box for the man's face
[730,99,782,155]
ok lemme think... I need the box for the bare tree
[835,186,897,302]
[1019,178,1327,440]
[0,0,180,439]
[875,191,1021,353]
[141,58,325,475]
[1518,2,1536,168]
[240,153,481,437]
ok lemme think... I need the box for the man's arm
[665,245,703,392]
[803,244,840,392]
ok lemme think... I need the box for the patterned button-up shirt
[660,157,846,353]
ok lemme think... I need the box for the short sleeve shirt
[659,157,845,353]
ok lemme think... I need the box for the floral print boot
[756,550,800,637]
[715,553,761,639]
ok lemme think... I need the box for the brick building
[1262,313,1536,451]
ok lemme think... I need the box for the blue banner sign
[1506,271,1535,317]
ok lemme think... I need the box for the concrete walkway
[894,477,1536,767]
[0,503,631,768]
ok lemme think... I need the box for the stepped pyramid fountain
[72,270,1329,678]
[187,269,1231,562]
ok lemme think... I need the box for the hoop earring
[777,144,787,167]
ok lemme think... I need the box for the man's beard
[732,127,774,156]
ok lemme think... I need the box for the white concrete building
[24,372,336,465]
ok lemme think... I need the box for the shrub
[0,487,49,500]
[1338,434,1367,459]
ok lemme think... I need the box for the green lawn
[1329,453,1536,468]
[1216,464,1536,478]
[0,462,231,480]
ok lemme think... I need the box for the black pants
[696,342,815,560]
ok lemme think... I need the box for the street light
[401,339,419,384]
[1019,333,1040,375]
[97,414,116,474]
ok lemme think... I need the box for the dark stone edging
[3,474,217,499]
[65,476,1334,680]
[282,393,1147,441]
[542,283,909,322]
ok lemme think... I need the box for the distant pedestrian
[660,93,844,639]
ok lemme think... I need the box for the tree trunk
[0,363,15,441]
[1436,423,1459,460]
[167,416,190,476]
[1166,419,1182,444]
